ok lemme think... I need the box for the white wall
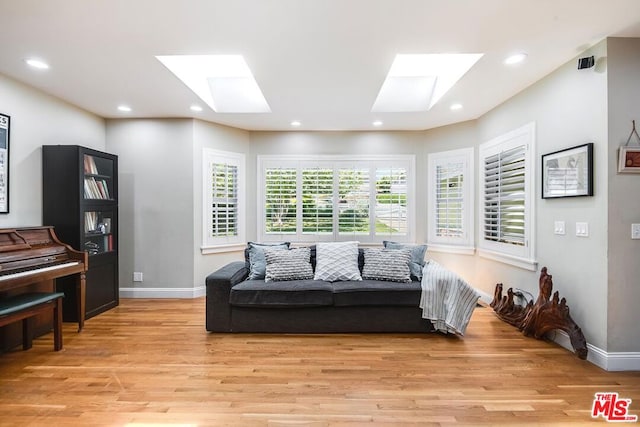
[606,37,640,352]
[106,119,195,294]
[0,73,105,227]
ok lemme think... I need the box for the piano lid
[0,229,31,253]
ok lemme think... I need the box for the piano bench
[0,292,65,351]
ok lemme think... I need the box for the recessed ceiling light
[372,53,483,112]
[117,105,132,112]
[290,120,301,127]
[190,105,203,112]
[156,55,271,113]
[450,103,463,111]
[504,53,527,65]
[25,58,49,69]
[373,120,383,127]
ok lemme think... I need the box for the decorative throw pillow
[264,246,314,282]
[247,242,290,280]
[362,248,412,283]
[383,241,427,281]
[314,241,362,282]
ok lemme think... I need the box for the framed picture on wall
[542,143,593,199]
[0,113,9,213]
[618,147,640,173]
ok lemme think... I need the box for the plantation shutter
[375,167,408,236]
[338,168,370,234]
[435,162,464,238]
[483,145,526,246]
[265,168,297,234]
[302,168,334,234]
[210,162,238,237]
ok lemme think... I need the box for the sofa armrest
[205,261,248,332]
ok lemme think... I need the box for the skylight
[156,55,271,113]
[371,53,483,112]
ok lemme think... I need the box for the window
[259,155,414,243]
[478,123,536,270]
[202,149,245,252]
[427,148,474,254]
[338,168,370,235]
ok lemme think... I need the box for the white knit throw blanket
[420,260,480,335]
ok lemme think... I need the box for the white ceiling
[2,0,640,131]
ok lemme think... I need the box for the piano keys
[0,227,87,343]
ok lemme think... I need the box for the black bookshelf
[42,145,119,321]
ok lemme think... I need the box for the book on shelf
[84,155,98,175]
[84,177,110,199]
[84,211,98,233]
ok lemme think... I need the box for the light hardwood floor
[0,298,638,426]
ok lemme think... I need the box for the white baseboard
[119,286,206,299]
[476,288,494,305]
[477,287,640,371]
[550,330,640,371]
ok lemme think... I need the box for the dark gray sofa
[205,248,433,333]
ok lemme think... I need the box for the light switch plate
[554,221,566,235]
[576,222,589,237]
[632,223,640,240]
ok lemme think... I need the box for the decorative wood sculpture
[490,267,587,360]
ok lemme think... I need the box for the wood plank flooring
[0,298,638,426]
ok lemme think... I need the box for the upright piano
[0,227,87,343]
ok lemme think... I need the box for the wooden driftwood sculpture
[490,267,587,359]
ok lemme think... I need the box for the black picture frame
[0,113,9,213]
[542,142,593,199]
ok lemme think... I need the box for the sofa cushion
[246,242,290,280]
[362,248,412,283]
[230,279,334,307]
[264,246,314,282]
[314,241,362,282]
[331,279,421,306]
[383,241,428,281]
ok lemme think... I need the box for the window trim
[257,154,415,243]
[201,148,245,253]
[477,122,536,270]
[427,147,475,255]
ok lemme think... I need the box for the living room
[1,1,640,424]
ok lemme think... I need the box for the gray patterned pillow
[264,246,313,282]
[314,241,362,282]
[383,241,427,280]
[247,242,290,280]
[362,248,412,283]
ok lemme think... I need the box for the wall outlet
[133,272,143,282]
[576,222,589,237]
[554,221,566,235]
[632,223,640,240]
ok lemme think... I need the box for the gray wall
[469,41,610,349]
[0,73,105,228]
[192,119,251,285]
[606,37,640,352]
[106,119,195,292]
[4,37,638,357]
[105,118,251,294]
